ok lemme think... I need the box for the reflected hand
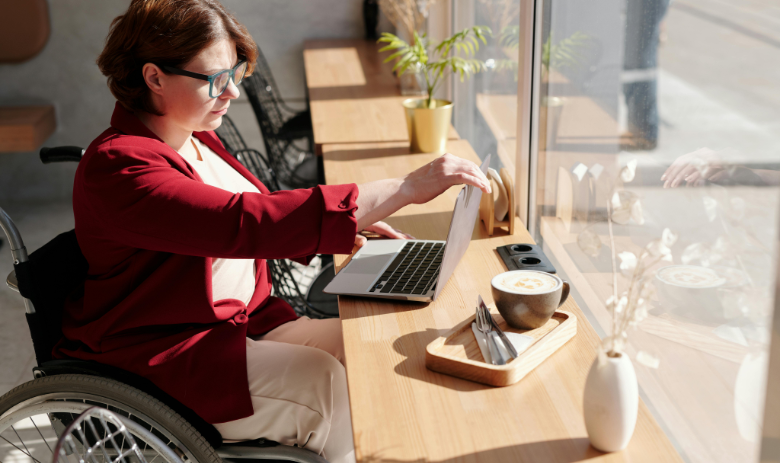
[661,148,724,188]
[363,221,416,239]
[401,153,491,204]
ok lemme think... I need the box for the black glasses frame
[162,60,248,98]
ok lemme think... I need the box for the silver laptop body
[323,155,490,302]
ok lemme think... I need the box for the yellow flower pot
[402,98,453,154]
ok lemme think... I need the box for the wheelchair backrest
[14,229,88,364]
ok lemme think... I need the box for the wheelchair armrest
[6,270,19,292]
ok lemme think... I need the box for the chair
[53,406,181,463]
[214,114,282,191]
[215,119,339,319]
[0,148,329,463]
[241,59,320,189]
[247,46,314,152]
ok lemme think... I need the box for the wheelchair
[0,146,329,463]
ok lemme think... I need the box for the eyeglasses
[162,60,248,98]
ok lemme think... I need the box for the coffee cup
[490,270,570,329]
[654,265,727,322]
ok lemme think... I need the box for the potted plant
[495,28,590,151]
[378,26,490,153]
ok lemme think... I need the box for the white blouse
[179,137,260,306]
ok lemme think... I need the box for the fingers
[439,154,491,193]
[662,161,691,187]
[669,165,700,188]
[684,171,701,186]
[366,222,406,239]
[354,234,367,249]
[364,221,416,239]
[664,164,695,188]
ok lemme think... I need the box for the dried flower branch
[378,0,439,44]
[579,159,674,366]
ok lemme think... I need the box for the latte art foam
[657,266,725,288]
[496,272,558,294]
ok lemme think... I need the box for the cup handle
[558,281,570,308]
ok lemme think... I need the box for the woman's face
[154,38,240,133]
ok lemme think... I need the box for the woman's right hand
[354,153,491,232]
[400,153,491,204]
[661,148,723,188]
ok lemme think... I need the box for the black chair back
[213,113,249,153]
[14,230,88,364]
[215,115,282,192]
[241,74,316,188]
[267,259,332,319]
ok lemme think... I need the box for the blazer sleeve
[79,144,358,259]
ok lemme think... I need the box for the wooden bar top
[304,39,458,148]
[0,105,55,153]
[323,139,681,462]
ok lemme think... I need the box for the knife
[489,332,509,365]
[478,295,519,358]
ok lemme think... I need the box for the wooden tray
[425,309,577,386]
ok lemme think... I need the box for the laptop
[324,155,490,302]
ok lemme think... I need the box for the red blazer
[55,103,358,424]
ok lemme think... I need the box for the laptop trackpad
[342,253,393,274]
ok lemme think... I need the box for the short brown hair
[97,0,258,116]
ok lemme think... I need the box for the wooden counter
[304,35,681,462]
[0,105,55,152]
[322,139,682,463]
[304,39,458,152]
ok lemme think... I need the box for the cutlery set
[474,295,518,365]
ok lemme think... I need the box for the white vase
[583,352,639,452]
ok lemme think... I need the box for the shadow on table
[391,328,489,393]
[337,295,431,320]
[358,437,605,463]
[309,85,400,101]
[325,144,426,161]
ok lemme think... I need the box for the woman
[55,1,490,462]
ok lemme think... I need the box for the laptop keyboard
[368,242,445,295]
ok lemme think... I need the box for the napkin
[472,322,535,364]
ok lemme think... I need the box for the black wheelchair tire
[0,374,222,463]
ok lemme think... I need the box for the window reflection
[455,0,780,460]
[453,0,521,173]
[532,0,780,461]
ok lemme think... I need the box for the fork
[475,306,504,365]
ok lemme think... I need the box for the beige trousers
[213,317,356,463]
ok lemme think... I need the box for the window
[451,0,780,461]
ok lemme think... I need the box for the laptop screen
[433,154,491,300]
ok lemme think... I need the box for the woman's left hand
[363,221,415,239]
[354,221,414,250]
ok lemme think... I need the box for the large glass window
[452,0,522,175]
[452,0,780,461]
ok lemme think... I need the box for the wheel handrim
[0,391,200,462]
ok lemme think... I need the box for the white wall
[0,0,381,203]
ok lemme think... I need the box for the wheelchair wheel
[0,374,221,463]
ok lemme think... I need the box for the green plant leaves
[542,31,591,72]
[377,26,492,106]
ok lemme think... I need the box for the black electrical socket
[496,243,557,274]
